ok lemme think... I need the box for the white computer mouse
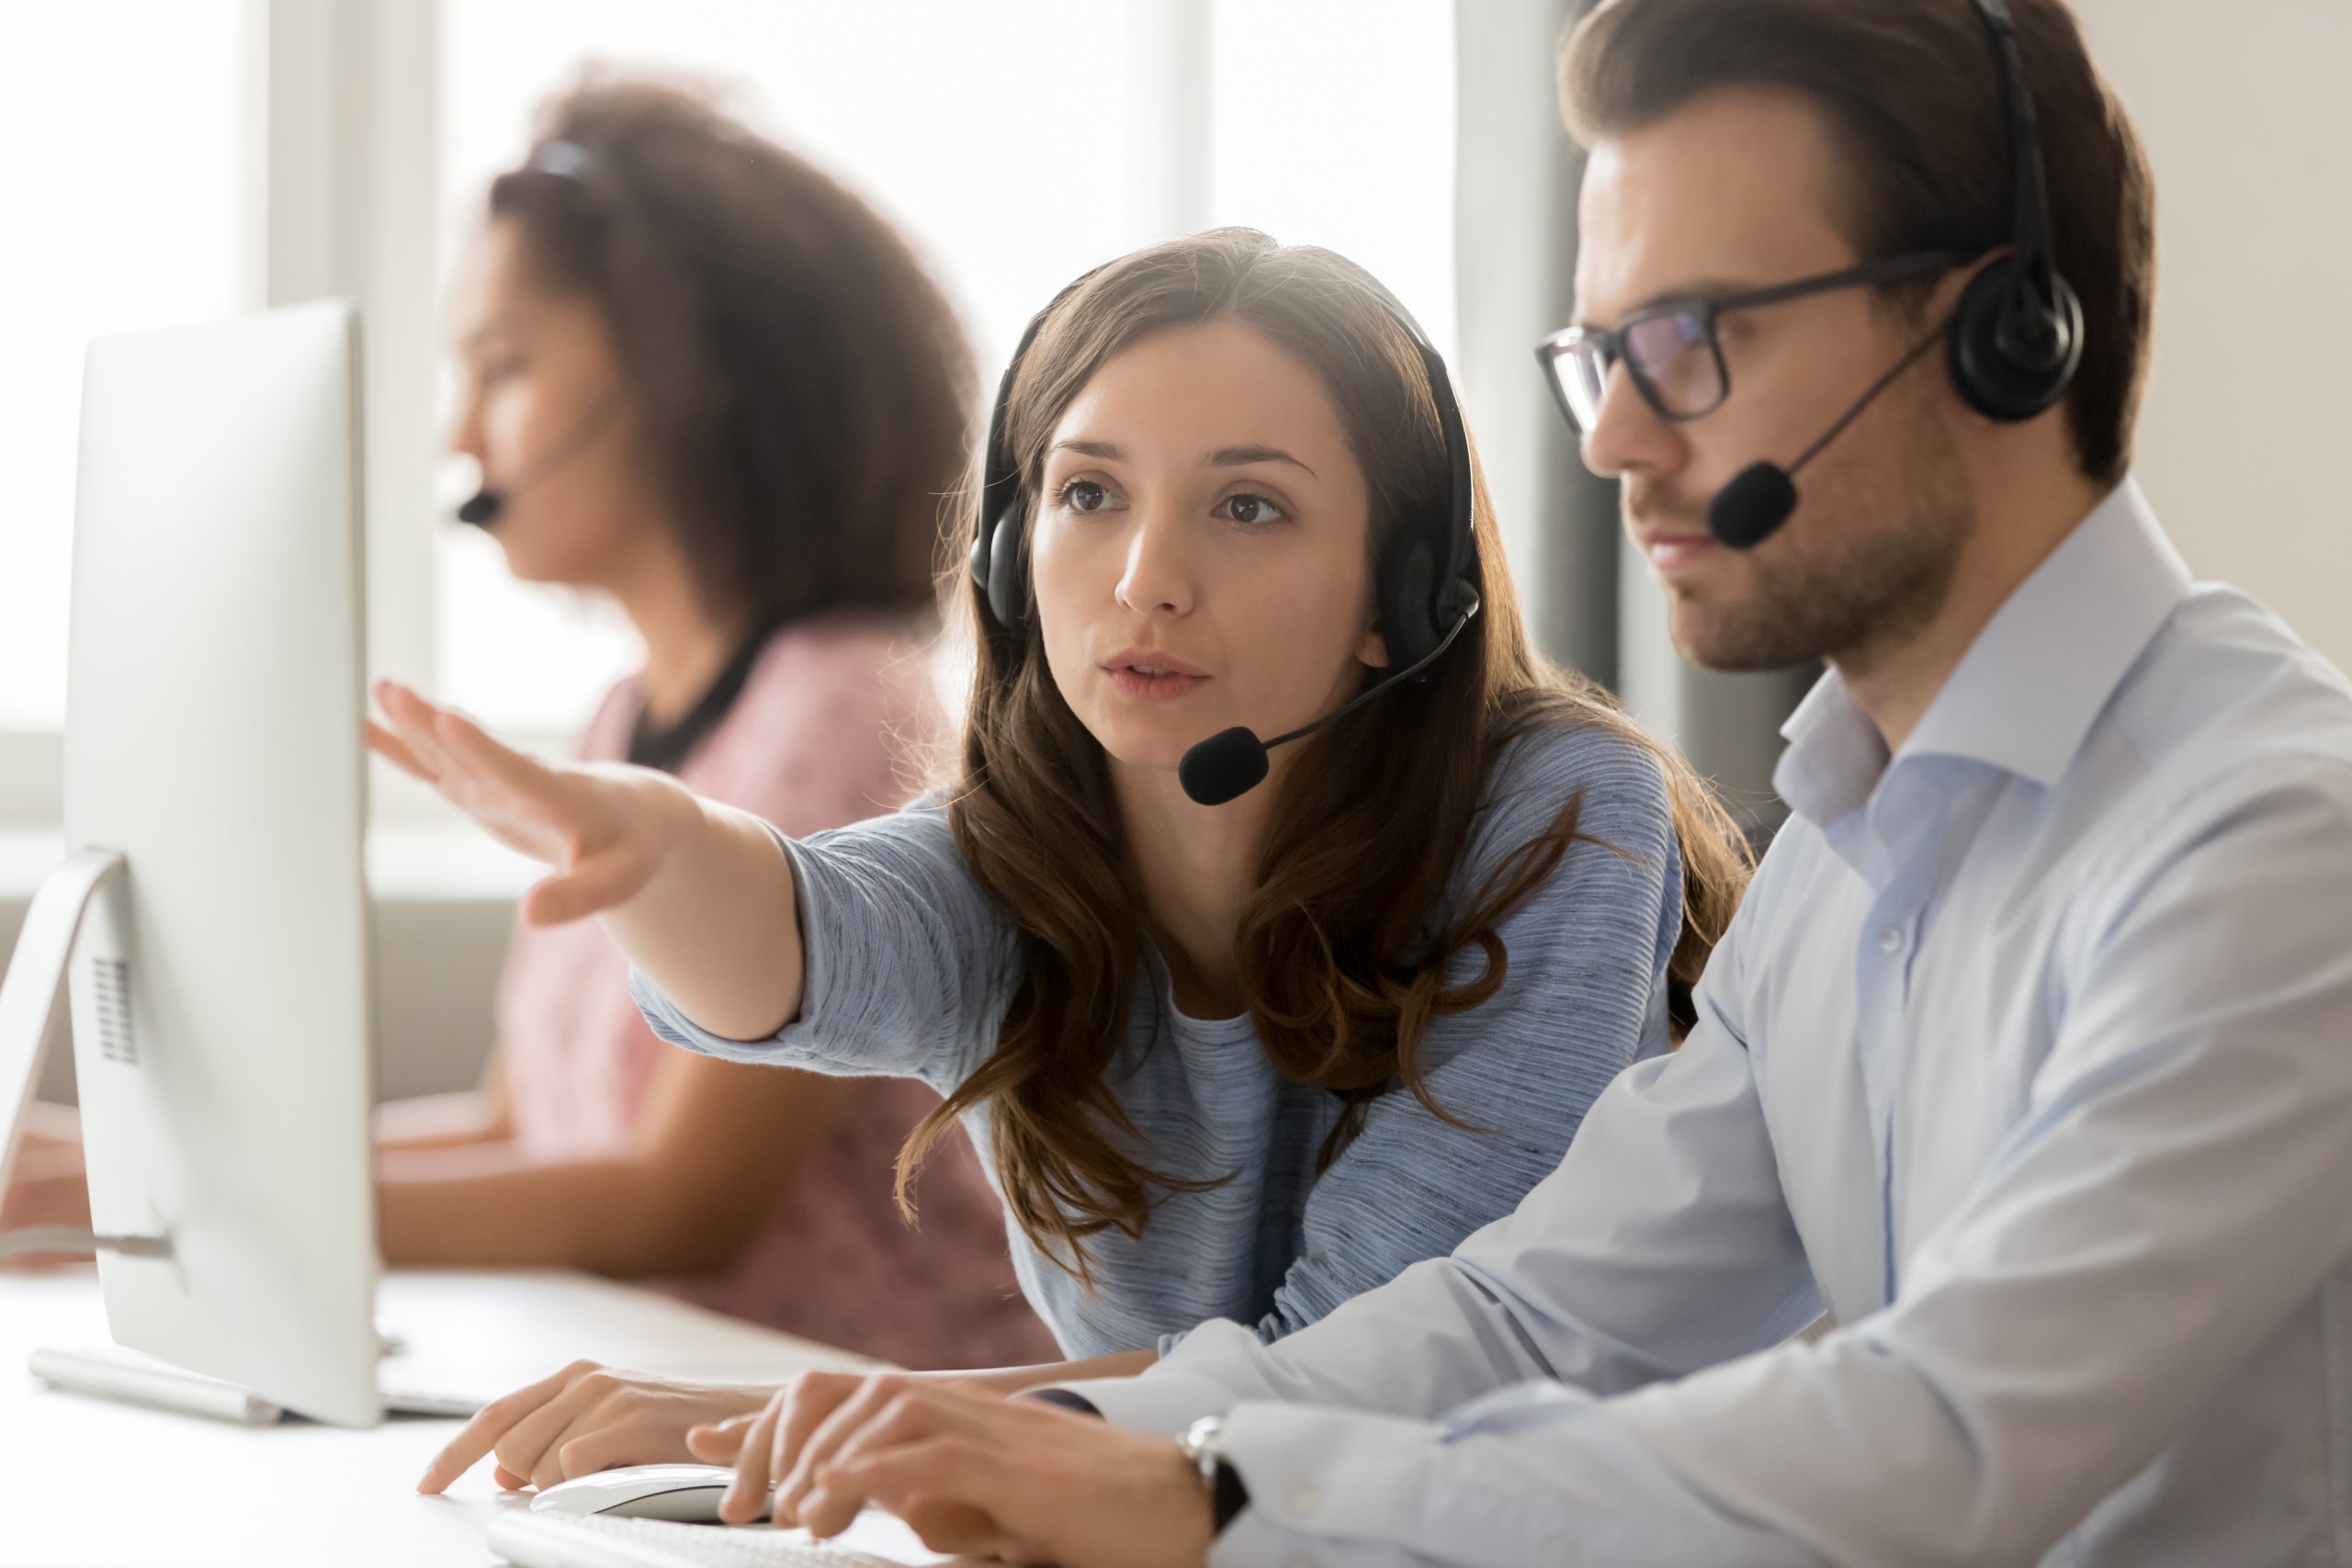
[527,1463,768,1523]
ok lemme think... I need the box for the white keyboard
[486,1510,931,1568]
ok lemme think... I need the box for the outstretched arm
[369,681,803,1041]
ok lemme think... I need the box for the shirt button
[1877,925,1906,954]
[1286,1485,1321,1517]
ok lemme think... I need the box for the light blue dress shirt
[1057,479,2352,1566]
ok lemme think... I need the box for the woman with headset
[4,77,1056,1371]
[388,227,1753,1501]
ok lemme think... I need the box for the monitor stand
[0,849,165,1260]
[1,852,345,1423]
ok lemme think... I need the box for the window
[0,0,1453,773]
[0,1,249,732]
[434,0,1454,734]
[1209,1,1456,355]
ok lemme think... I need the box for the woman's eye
[1219,492,1285,526]
[1057,479,1111,513]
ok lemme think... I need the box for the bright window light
[435,0,1453,736]
[1210,0,1456,360]
[0,2,247,731]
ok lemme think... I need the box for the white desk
[0,1267,910,1566]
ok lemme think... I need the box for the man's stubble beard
[1656,394,1975,674]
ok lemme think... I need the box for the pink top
[494,616,1056,1371]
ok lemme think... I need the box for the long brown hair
[489,75,971,628]
[900,229,1749,1280]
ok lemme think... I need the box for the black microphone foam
[1707,461,1797,550]
[1171,592,1481,807]
[1179,727,1271,807]
[452,388,628,532]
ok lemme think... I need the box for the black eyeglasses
[1533,250,1959,434]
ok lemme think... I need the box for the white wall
[2073,1,2352,671]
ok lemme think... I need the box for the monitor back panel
[65,301,379,1427]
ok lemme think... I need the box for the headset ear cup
[1948,255,2085,423]
[985,505,1028,627]
[967,524,993,597]
[1382,540,1440,671]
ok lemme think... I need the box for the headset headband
[1972,0,2058,304]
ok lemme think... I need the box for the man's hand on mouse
[414,1360,771,1495]
[705,1372,1215,1567]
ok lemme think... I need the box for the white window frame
[0,0,440,828]
[0,735,61,827]
[256,0,443,818]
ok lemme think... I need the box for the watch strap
[1209,1455,1250,1535]
[1179,1416,1252,1539]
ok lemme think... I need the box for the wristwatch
[1176,1415,1252,1538]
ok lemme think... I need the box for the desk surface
[0,1267,929,1567]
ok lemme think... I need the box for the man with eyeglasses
[695,2,2352,1563]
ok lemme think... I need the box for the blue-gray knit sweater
[633,724,1682,1358]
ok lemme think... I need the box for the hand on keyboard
[695,1373,1216,1567]
[417,1360,775,1495]
[682,1370,899,1527]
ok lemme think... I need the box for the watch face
[1180,1416,1222,1470]
[1179,1416,1250,1534]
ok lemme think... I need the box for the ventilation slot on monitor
[91,956,137,1066]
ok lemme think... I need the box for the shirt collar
[1775,478,2192,829]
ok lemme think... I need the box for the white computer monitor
[51,301,380,1426]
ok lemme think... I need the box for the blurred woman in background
[4,76,1054,1372]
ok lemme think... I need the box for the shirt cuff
[1032,1371,1239,1438]
[1207,1400,1444,1568]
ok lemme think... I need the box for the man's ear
[1357,625,1393,670]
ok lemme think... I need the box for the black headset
[1704,0,2089,549]
[967,270,1481,676]
[1950,0,2084,423]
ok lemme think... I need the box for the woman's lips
[1100,649,1209,704]
[1105,667,1209,703]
